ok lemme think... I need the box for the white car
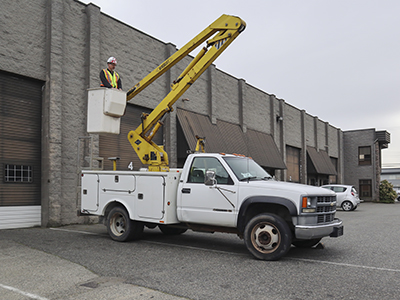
[321,184,361,211]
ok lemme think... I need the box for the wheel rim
[342,202,353,211]
[251,222,281,254]
[109,212,126,237]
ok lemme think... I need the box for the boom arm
[127,14,246,171]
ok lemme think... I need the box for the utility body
[81,153,343,260]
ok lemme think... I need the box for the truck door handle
[182,188,191,194]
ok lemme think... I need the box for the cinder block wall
[344,129,377,200]
[1,0,344,226]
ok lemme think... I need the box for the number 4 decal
[128,162,133,170]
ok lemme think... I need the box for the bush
[379,180,397,203]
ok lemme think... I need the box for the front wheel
[244,213,292,261]
[341,201,354,211]
[107,206,144,242]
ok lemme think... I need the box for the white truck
[79,15,343,260]
[80,153,343,260]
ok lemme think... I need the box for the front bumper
[295,218,343,239]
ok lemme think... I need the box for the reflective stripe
[101,69,119,88]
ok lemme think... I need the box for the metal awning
[177,109,286,169]
[307,146,337,175]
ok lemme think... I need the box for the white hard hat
[107,57,117,65]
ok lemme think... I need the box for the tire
[292,238,321,248]
[159,225,187,235]
[106,206,144,242]
[341,201,354,211]
[244,213,292,261]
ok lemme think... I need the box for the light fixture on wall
[276,115,283,122]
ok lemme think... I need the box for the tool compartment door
[81,173,99,212]
[136,175,165,220]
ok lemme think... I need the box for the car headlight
[301,196,316,213]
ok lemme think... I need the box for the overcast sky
[81,0,400,167]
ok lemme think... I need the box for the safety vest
[101,69,120,88]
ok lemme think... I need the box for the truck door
[178,157,238,227]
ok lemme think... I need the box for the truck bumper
[295,218,343,239]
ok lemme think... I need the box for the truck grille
[316,196,336,224]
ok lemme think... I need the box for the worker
[100,57,122,90]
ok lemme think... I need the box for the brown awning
[177,109,286,169]
[307,146,337,175]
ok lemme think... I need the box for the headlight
[301,196,316,213]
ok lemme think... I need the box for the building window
[4,164,33,183]
[286,146,300,183]
[359,179,372,197]
[358,146,371,165]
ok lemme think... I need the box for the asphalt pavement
[0,238,188,300]
[1,202,400,300]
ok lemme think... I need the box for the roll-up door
[0,71,43,206]
[100,104,163,171]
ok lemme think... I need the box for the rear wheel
[244,213,292,261]
[341,201,354,211]
[107,206,144,242]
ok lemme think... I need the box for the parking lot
[1,202,400,300]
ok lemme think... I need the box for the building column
[238,78,247,133]
[207,64,217,124]
[278,99,286,181]
[43,0,65,227]
[301,110,307,184]
[164,43,178,168]
[337,129,343,183]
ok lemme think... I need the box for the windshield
[223,156,272,181]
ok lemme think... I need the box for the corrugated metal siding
[100,104,163,171]
[177,109,286,169]
[0,71,42,206]
[307,146,337,175]
[0,206,41,229]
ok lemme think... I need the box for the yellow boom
[127,14,246,171]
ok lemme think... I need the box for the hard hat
[107,57,117,65]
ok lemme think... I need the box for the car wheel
[107,206,144,242]
[244,213,291,261]
[341,201,354,211]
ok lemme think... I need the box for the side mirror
[205,170,216,186]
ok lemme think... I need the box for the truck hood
[239,180,335,196]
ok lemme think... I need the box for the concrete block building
[0,0,390,229]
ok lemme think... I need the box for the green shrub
[379,180,397,203]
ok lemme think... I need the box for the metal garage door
[100,104,163,171]
[0,71,42,207]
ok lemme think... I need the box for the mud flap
[330,225,344,237]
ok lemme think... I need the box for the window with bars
[4,164,33,183]
[359,179,372,197]
[358,146,371,165]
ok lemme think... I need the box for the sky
[81,0,400,167]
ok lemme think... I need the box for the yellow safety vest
[102,69,120,88]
